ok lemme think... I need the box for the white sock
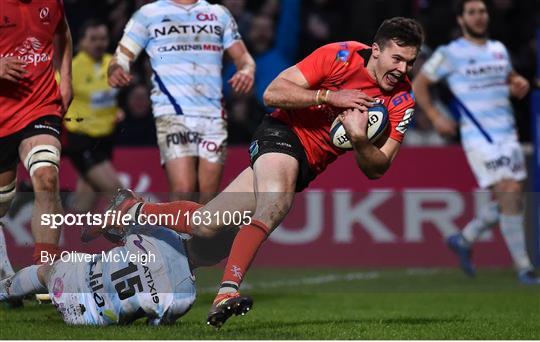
[462,201,499,245]
[6,265,46,299]
[0,224,15,278]
[499,214,533,271]
[217,281,239,296]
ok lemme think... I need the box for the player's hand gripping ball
[330,103,389,150]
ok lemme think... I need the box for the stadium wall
[4,146,529,268]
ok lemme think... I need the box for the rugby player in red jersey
[93,17,424,327]
[0,0,72,270]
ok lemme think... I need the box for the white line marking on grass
[198,271,381,294]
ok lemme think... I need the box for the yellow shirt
[65,52,118,137]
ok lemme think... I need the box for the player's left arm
[508,70,530,100]
[226,41,255,94]
[342,90,414,179]
[341,108,401,179]
[53,15,73,114]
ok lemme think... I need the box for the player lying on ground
[0,224,238,325]
[87,17,425,328]
[413,0,539,284]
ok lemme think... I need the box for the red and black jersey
[271,41,415,175]
[0,0,65,137]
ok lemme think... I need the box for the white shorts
[156,115,227,165]
[47,254,102,325]
[464,141,527,188]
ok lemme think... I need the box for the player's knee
[32,167,59,193]
[192,224,219,239]
[0,179,17,217]
[502,180,522,194]
[24,145,60,179]
[169,181,197,199]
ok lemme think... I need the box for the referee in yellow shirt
[63,19,122,213]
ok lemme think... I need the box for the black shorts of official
[249,116,316,192]
[0,115,62,173]
[64,132,114,175]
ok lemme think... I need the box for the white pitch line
[197,271,381,294]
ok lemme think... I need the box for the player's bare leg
[0,264,51,302]
[165,157,198,201]
[198,158,224,204]
[0,169,17,222]
[89,168,256,242]
[19,134,63,265]
[69,178,97,213]
[69,160,123,213]
[0,169,21,306]
[207,153,299,328]
[493,179,539,284]
[447,199,499,277]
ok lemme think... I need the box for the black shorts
[249,116,316,192]
[63,132,115,175]
[0,115,62,173]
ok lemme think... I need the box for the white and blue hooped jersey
[125,0,241,118]
[421,38,517,150]
[81,228,195,325]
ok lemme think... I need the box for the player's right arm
[0,57,27,83]
[108,44,135,88]
[412,48,457,137]
[107,11,148,88]
[263,44,375,110]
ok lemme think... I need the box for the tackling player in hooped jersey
[0,224,238,325]
[94,17,425,328]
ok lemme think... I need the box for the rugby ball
[329,104,389,150]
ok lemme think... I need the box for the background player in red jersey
[0,0,72,270]
[93,17,424,327]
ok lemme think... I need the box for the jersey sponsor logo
[464,63,506,77]
[196,13,218,21]
[1,37,50,67]
[484,155,523,172]
[157,43,222,53]
[391,92,412,107]
[88,260,107,313]
[153,24,223,38]
[142,264,160,304]
[166,131,224,153]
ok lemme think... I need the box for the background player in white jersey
[413,0,538,284]
[107,0,255,204]
[0,224,238,325]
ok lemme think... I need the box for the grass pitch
[1,268,539,339]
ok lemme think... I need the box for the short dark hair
[78,19,108,40]
[373,17,424,51]
[454,0,486,16]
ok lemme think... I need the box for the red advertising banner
[3,146,512,268]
